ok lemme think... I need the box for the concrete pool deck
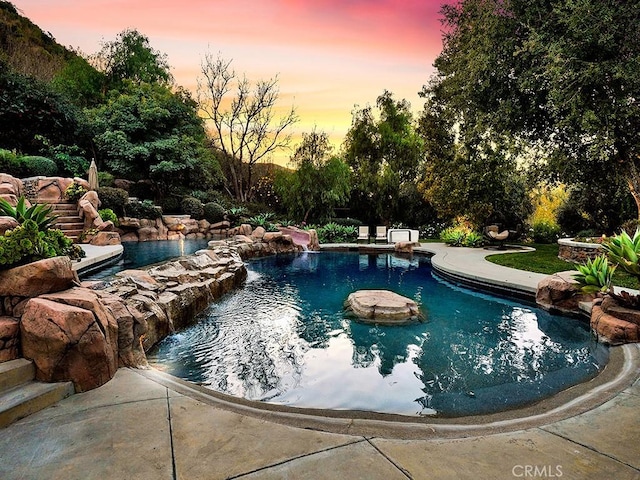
[1,243,639,479]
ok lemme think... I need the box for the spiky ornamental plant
[0,196,58,231]
[601,229,640,280]
[573,256,615,294]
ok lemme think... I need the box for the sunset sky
[16,0,447,164]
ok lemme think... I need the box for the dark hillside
[0,1,78,80]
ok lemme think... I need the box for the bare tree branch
[198,52,298,201]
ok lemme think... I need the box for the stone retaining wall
[557,238,603,263]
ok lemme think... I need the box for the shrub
[463,231,485,248]
[159,196,181,214]
[440,226,467,246]
[332,217,363,227]
[98,208,119,226]
[315,223,357,243]
[64,182,87,202]
[247,212,276,230]
[620,219,640,237]
[531,220,561,244]
[226,206,248,226]
[0,149,21,176]
[0,220,83,269]
[181,196,204,219]
[203,202,226,224]
[97,187,129,216]
[419,222,449,239]
[125,200,162,219]
[52,153,88,178]
[19,155,58,177]
[97,171,115,187]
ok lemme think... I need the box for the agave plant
[0,196,58,231]
[601,229,640,280]
[573,255,615,294]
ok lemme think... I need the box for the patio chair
[357,225,370,243]
[484,225,510,249]
[375,225,387,244]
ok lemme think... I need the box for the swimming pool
[83,239,210,279]
[148,251,607,417]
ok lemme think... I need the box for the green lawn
[486,243,640,290]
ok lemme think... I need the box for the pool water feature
[84,239,210,279]
[148,251,608,417]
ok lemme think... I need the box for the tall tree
[275,130,351,223]
[88,82,222,200]
[343,91,425,224]
[93,29,173,90]
[418,95,531,228]
[197,52,298,202]
[428,0,640,219]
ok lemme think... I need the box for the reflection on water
[148,252,607,417]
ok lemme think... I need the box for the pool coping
[142,242,640,439]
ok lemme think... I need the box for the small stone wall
[557,238,603,263]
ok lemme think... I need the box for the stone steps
[48,202,84,243]
[0,358,74,428]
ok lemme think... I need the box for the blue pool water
[148,251,607,417]
[84,239,210,279]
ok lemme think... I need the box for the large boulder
[344,290,423,325]
[21,297,117,391]
[0,316,20,362]
[0,216,19,235]
[39,287,118,366]
[0,174,22,199]
[0,256,79,297]
[89,231,121,246]
[591,301,640,345]
[394,241,420,254]
[535,271,594,315]
[96,292,148,368]
[78,191,102,230]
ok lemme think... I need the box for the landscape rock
[0,256,79,297]
[535,271,594,315]
[394,241,420,254]
[0,316,20,362]
[591,303,640,345]
[0,216,19,235]
[21,297,117,391]
[344,289,423,325]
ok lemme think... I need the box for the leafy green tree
[88,81,222,201]
[428,0,640,218]
[51,53,105,107]
[93,29,173,90]
[275,130,351,223]
[343,91,425,224]
[418,97,531,229]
